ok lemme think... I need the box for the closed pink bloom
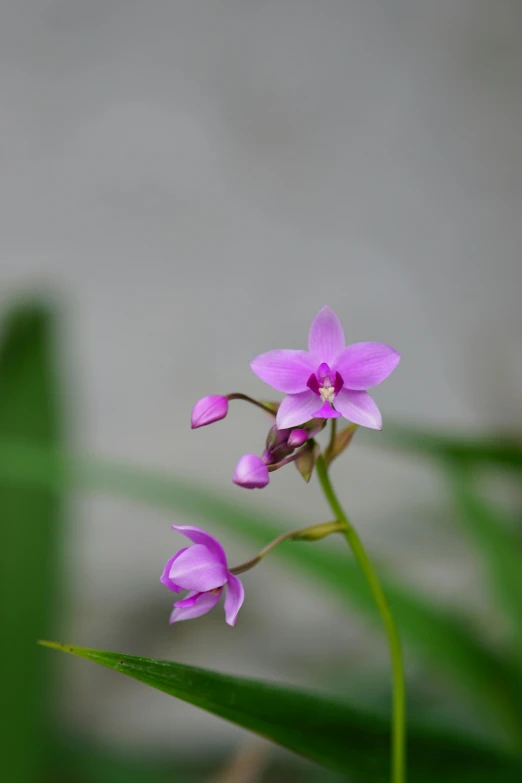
[191,395,229,428]
[250,306,400,430]
[233,454,270,489]
[160,526,244,627]
[287,428,309,448]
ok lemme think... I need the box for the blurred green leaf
[40,642,522,782]
[0,305,63,782]
[1,440,522,740]
[49,734,345,783]
[376,422,522,472]
[48,736,216,783]
[451,473,522,654]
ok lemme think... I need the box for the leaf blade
[451,474,522,655]
[376,422,522,472]
[39,642,522,783]
[0,305,63,782]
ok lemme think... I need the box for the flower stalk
[315,440,406,783]
[226,393,278,416]
[229,520,345,575]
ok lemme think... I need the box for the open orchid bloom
[251,306,400,430]
[160,526,244,626]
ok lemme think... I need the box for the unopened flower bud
[191,395,228,429]
[265,425,289,450]
[233,454,270,489]
[287,428,309,448]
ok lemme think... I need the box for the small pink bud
[233,454,270,489]
[287,428,309,448]
[191,395,228,429]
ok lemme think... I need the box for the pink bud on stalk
[287,428,309,448]
[233,454,270,489]
[191,395,228,429]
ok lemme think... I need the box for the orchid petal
[333,389,383,430]
[169,588,222,623]
[173,591,200,608]
[308,306,345,366]
[171,525,227,567]
[250,350,314,393]
[306,373,320,394]
[160,548,189,592]
[335,342,401,390]
[224,573,245,627]
[168,544,228,592]
[276,390,319,429]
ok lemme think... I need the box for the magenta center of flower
[307,363,344,406]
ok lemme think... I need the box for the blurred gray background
[1,0,522,761]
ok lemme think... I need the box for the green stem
[226,393,276,416]
[229,520,344,575]
[315,453,406,783]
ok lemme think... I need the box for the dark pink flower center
[306,363,344,405]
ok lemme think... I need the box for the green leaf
[451,473,522,654]
[48,735,218,783]
[48,732,346,782]
[0,305,63,782]
[376,422,522,472]
[1,440,522,740]
[39,642,522,782]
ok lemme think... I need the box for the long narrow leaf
[0,306,63,783]
[376,422,522,472]
[451,473,522,654]
[39,642,522,783]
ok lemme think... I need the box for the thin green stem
[229,520,344,575]
[316,452,406,783]
[226,393,276,416]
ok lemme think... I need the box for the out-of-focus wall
[1,0,521,753]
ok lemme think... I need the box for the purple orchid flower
[251,306,400,430]
[160,525,244,626]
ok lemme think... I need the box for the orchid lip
[312,400,341,419]
[306,369,344,402]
